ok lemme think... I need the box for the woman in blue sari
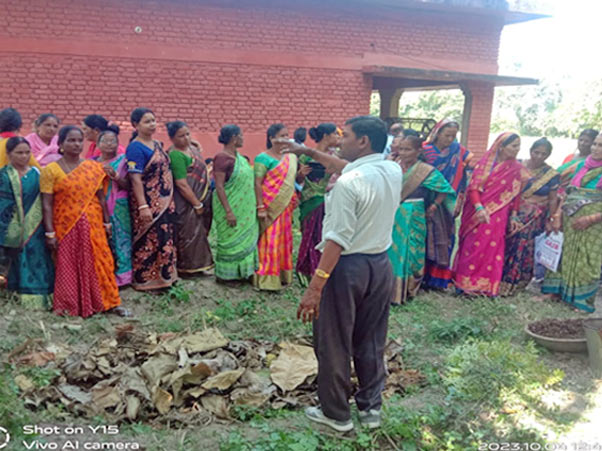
[422,118,473,289]
[0,137,54,308]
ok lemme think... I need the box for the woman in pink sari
[453,132,528,297]
[253,124,299,291]
[24,114,60,164]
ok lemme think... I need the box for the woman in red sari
[253,123,298,290]
[41,125,125,317]
[453,132,527,297]
[82,115,126,159]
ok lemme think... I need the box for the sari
[542,157,602,312]
[453,132,526,297]
[0,165,54,308]
[24,133,59,161]
[422,119,473,289]
[37,147,62,167]
[295,153,332,284]
[41,160,121,317]
[0,133,41,169]
[387,161,455,304]
[95,154,132,286]
[500,164,560,296]
[212,152,258,280]
[127,141,177,291]
[253,153,298,290]
[171,147,213,274]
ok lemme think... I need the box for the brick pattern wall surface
[464,81,496,155]
[0,0,502,154]
[1,0,502,63]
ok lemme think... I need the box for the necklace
[62,158,81,173]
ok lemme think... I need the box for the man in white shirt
[281,116,402,432]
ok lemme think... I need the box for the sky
[499,0,602,82]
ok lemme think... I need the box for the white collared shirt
[317,153,402,255]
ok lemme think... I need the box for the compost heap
[8,325,424,425]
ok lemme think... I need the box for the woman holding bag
[542,133,602,312]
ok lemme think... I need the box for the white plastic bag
[534,232,563,273]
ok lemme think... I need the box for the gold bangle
[315,269,330,279]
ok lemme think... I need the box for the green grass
[0,272,598,450]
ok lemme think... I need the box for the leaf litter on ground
[8,325,425,426]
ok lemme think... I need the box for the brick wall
[464,81,496,154]
[0,0,503,155]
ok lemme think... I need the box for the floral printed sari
[453,132,526,297]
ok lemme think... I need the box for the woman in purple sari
[422,118,474,289]
[295,123,339,286]
[453,132,528,297]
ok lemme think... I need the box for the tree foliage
[370,78,602,138]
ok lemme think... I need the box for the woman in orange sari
[41,126,125,317]
[453,132,527,297]
[253,124,298,290]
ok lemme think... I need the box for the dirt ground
[2,274,602,450]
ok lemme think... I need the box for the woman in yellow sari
[253,124,298,290]
[41,126,125,318]
[0,108,40,169]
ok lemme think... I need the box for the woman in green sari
[387,135,455,304]
[0,137,54,308]
[542,133,602,312]
[212,125,258,282]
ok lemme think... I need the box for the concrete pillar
[460,81,495,156]
[378,88,404,120]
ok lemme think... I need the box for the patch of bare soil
[528,318,585,339]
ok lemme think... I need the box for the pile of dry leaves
[8,325,425,425]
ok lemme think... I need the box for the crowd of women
[1,104,601,318]
[385,121,602,313]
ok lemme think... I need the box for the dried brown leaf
[92,385,121,410]
[153,387,173,415]
[18,351,56,367]
[201,394,230,419]
[121,367,151,400]
[184,386,207,399]
[126,395,141,420]
[191,361,214,378]
[58,384,92,404]
[270,343,317,392]
[141,353,178,387]
[14,374,35,392]
[202,368,245,390]
[230,389,270,407]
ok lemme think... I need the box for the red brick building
[0,0,543,156]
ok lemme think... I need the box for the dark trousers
[313,251,393,421]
